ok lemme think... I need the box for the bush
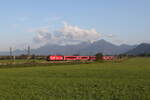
[95,53,103,61]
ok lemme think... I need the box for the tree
[95,53,103,61]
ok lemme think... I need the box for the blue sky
[0,0,150,51]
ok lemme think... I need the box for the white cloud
[33,26,50,42]
[107,34,114,38]
[101,33,116,38]
[33,22,101,45]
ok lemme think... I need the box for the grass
[0,59,48,64]
[0,57,149,100]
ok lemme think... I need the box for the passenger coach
[47,55,115,61]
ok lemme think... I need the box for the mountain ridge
[0,39,136,56]
[126,43,150,55]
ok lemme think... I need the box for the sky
[0,0,150,51]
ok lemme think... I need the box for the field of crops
[0,57,149,100]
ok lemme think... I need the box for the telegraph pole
[10,47,12,60]
[24,46,27,55]
[9,47,15,64]
[27,45,30,56]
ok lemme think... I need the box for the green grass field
[0,59,48,64]
[0,58,150,100]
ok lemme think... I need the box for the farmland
[0,58,149,100]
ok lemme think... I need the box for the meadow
[0,58,149,100]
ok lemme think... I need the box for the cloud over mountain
[33,22,101,45]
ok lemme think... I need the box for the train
[47,55,115,61]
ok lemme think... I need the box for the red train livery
[64,56,90,61]
[49,56,64,61]
[47,55,115,61]
[102,56,115,60]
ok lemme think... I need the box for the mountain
[32,42,90,55]
[0,39,136,56]
[31,39,135,56]
[126,43,150,55]
[78,40,136,55]
[79,39,118,55]
[118,44,137,54]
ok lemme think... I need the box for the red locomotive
[49,55,64,61]
[47,55,115,61]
